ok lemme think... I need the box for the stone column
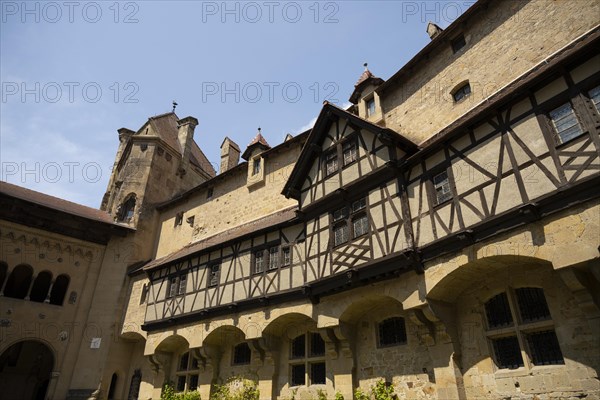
[318,324,355,400]
[249,334,281,399]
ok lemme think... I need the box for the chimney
[426,22,444,39]
[176,116,199,177]
[220,136,240,173]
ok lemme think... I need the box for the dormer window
[451,34,466,53]
[366,97,376,117]
[252,158,261,175]
[452,82,471,103]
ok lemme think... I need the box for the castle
[1,1,599,399]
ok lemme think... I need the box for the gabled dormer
[282,102,418,211]
[242,128,271,188]
[349,64,385,122]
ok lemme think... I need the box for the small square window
[452,82,471,102]
[233,342,252,365]
[291,364,306,386]
[178,274,187,296]
[174,212,184,227]
[268,246,279,270]
[208,264,220,287]
[309,333,325,357]
[366,98,376,117]
[176,375,186,392]
[527,330,564,366]
[451,34,466,53]
[291,335,306,359]
[588,85,600,112]
[343,140,358,166]
[378,317,407,347]
[252,158,261,175]
[333,223,349,247]
[325,150,338,176]
[310,362,326,385]
[352,215,369,238]
[432,171,452,205]
[549,102,584,144]
[207,188,214,199]
[491,336,524,369]
[189,375,199,391]
[282,246,292,266]
[254,250,264,273]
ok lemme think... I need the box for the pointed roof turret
[241,127,271,160]
[349,63,385,104]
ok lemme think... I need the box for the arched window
[117,194,136,222]
[0,262,7,292]
[232,342,251,365]
[127,369,142,400]
[107,372,118,400]
[4,264,33,299]
[30,271,53,302]
[377,317,407,347]
[49,274,69,305]
[451,81,471,102]
[289,332,326,387]
[484,287,563,370]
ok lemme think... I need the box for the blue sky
[1,1,473,207]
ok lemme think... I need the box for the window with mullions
[548,102,584,144]
[588,85,600,113]
[378,317,407,347]
[175,352,199,393]
[167,274,187,298]
[432,171,453,206]
[208,264,220,287]
[325,150,338,176]
[253,245,287,273]
[343,140,358,166]
[323,137,359,177]
[332,198,368,247]
[232,342,252,365]
[289,333,326,387]
[484,287,563,370]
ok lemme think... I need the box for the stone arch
[4,264,33,299]
[155,334,189,354]
[262,312,317,340]
[0,261,7,291]
[0,339,55,400]
[29,270,52,303]
[49,274,69,305]
[339,294,405,324]
[203,324,246,347]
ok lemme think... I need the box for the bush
[210,376,259,400]
[161,382,201,400]
[354,380,396,400]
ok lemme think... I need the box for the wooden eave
[282,102,419,199]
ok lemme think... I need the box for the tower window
[366,98,376,116]
[451,34,466,53]
[484,287,564,370]
[252,158,261,175]
[452,82,471,102]
[117,195,136,222]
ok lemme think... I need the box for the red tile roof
[0,180,120,225]
[143,206,298,272]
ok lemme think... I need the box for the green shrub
[161,382,201,400]
[335,391,345,400]
[210,376,259,400]
[354,380,396,400]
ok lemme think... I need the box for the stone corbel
[558,265,600,317]
[197,344,223,384]
[190,348,208,372]
[249,334,280,367]
[147,351,171,374]
[317,323,354,360]
[410,300,462,368]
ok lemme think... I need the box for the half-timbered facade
[1,1,599,399]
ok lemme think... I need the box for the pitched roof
[282,102,419,199]
[143,206,298,272]
[146,113,216,177]
[0,180,118,224]
[242,131,272,160]
[349,67,385,104]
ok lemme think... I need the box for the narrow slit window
[366,98,376,116]
[282,246,292,266]
[208,264,220,287]
[254,250,264,273]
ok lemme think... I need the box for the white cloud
[294,116,318,134]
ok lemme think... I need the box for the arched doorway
[0,340,54,400]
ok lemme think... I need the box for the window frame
[430,170,453,207]
[377,316,408,348]
[167,273,187,299]
[451,81,471,103]
[330,197,369,248]
[321,134,359,178]
[174,351,200,393]
[252,158,261,176]
[207,264,220,288]
[484,286,564,372]
[288,332,327,388]
[365,97,376,117]
[232,342,252,366]
[252,242,293,275]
